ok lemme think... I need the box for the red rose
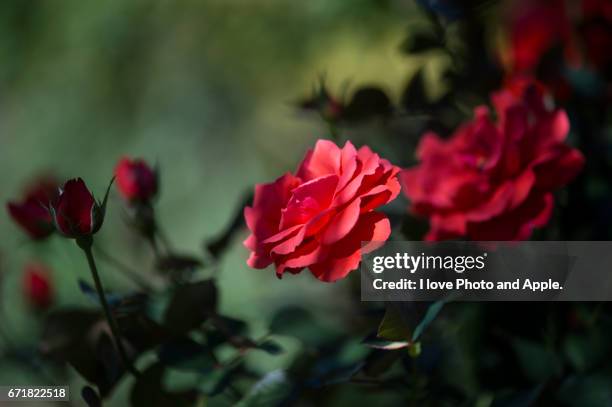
[401,79,584,241]
[244,140,401,282]
[506,0,574,72]
[51,178,109,238]
[7,177,59,240]
[23,262,54,311]
[114,157,158,203]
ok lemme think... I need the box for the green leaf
[512,338,562,383]
[163,280,217,335]
[563,332,609,373]
[236,370,293,407]
[81,386,102,407]
[363,337,410,350]
[401,69,428,111]
[412,299,446,342]
[557,373,612,407]
[377,307,412,342]
[130,363,198,407]
[491,385,543,407]
[41,309,125,397]
[400,31,443,54]
[256,340,283,355]
[342,86,392,121]
[158,337,216,374]
[197,364,241,396]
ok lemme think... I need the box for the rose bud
[244,140,400,282]
[114,157,158,203]
[50,178,112,239]
[23,262,54,311]
[401,78,584,241]
[7,177,59,240]
[298,83,344,123]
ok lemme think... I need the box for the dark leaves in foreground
[40,309,125,398]
[342,87,393,122]
[130,363,198,407]
[162,279,217,336]
[81,386,102,407]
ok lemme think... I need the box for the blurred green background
[0,0,419,403]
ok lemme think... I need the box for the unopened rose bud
[6,177,59,240]
[50,178,112,240]
[114,158,158,203]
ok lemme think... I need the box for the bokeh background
[1,0,612,406]
[0,1,417,404]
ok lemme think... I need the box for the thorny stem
[78,237,140,377]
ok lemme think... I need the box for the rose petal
[310,212,390,282]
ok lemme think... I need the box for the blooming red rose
[401,78,584,241]
[23,262,54,311]
[244,140,401,282]
[503,0,612,100]
[51,178,110,238]
[7,177,59,240]
[114,157,158,203]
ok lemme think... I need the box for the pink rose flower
[244,140,401,282]
[401,78,584,241]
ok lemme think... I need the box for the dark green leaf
[256,340,283,355]
[342,86,392,121]
[236,370,293,407]
[156,254,202,273]
[362,349,403,377]
[377,306,412,342]
[412,299,446,342]
[158,337,216,373]
[363,336,410,350]
[41,309,125,397]
[81,386,102,407]
[512,338,562,383]
[131,363,198,407]
[491,385,543,407]
[400,31,443,54]
[163,280,217,335]
[401,69,428,112]
[198,363,243,396]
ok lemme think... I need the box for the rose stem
[78,238,140,376]
[327,120,340,142]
